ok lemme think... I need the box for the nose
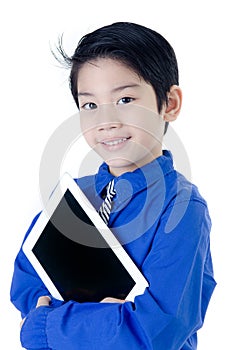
[97,104,123,131]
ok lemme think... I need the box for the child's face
[78,58,165,176]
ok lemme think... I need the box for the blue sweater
[10,150,216,349]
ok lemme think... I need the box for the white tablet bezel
[22,173,148,302]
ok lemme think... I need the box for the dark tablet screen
[32,190,135,302]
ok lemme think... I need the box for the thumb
[36,296,51,308]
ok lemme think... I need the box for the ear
[163,85,182,122]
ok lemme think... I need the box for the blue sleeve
[10,213,64,318]
[13,201,216,350]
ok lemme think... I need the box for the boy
[10,22,216,349]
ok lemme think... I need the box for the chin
[106,159,137,176]
[106,157,131,166]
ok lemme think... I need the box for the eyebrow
[78,84,141,97]
[111,83,141,93]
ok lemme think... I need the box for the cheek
[130,110,164,143]
[80,118,96,147]
[82,130,96,149]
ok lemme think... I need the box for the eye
[117,97,135,105]
[81,102,97,110]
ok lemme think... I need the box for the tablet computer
[22,173,148,303]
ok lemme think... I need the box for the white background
[1,0,231,348]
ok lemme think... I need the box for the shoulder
[73,173,102,209]
[165,169,207,207]
[162,170,211,235]
[74,174,96,191]
[74,174,96,197]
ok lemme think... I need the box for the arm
[10,213,64,318]
[13,201,216,350]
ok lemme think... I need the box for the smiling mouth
[101,137,131,146]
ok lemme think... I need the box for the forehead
[77,58,141,89]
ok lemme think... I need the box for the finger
[36,296,51,308]
[20,318,26,329]
[100,297,126,303]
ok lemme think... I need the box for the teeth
[103,138,128,146]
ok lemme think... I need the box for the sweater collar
[95,150,174,197]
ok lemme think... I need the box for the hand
[100,297,127,303]
[20,296,51,329]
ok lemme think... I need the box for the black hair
[55,22,179,134]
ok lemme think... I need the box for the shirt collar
[95,150,174,197]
